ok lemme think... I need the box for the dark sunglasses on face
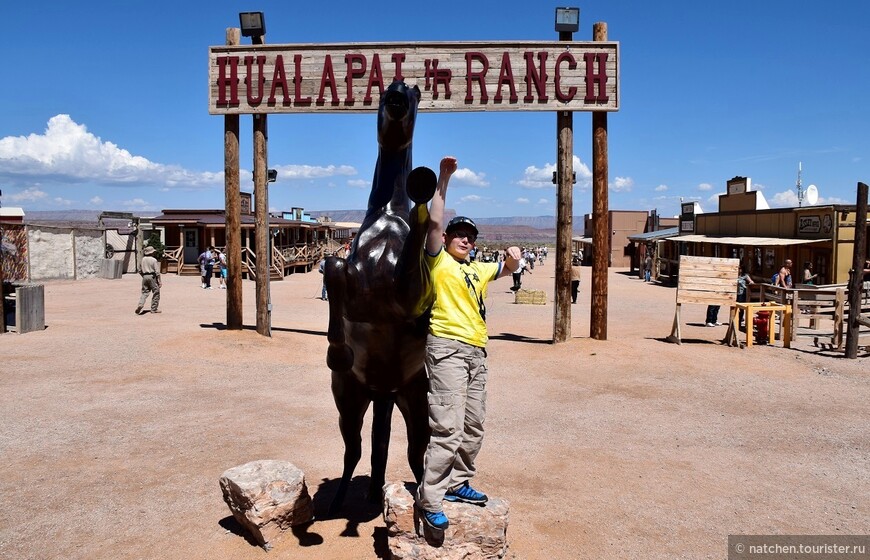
[451,231,477,243]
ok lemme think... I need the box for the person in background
[135,246,161,315]
[216,248,228,289]
[775,259,793,288]
[705,304,721,327]
[198,246,215,289]
[571,256,582,304]
[511,255,530,292]
[414,155,520,533]
[802,261,817,285]
[643,253,653,282]
[318,255,328,301]
[737,264,754,327]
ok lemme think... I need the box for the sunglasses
[450,231,477,243]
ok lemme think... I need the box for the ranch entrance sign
[208,41,619,114]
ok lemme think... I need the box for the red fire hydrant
[754,311,771,344]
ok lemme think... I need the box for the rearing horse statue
[322,80,437,514]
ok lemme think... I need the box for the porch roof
[665,234,831,246]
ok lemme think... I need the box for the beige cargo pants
[416,334,488,512]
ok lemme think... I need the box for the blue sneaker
[444,482,488,505]
[419,508,449,530]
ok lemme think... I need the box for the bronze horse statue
[322,80,437,514]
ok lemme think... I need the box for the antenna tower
[796,161,804,207]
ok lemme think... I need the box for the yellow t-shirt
[426,248,500,347]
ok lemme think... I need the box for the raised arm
[426,156,457,255]
[497,246,522,278]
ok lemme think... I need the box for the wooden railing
[272,245,285,277]
[241,246,257,279]
[163,246,184,274]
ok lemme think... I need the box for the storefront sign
[208,41,620,114]
[798,215,821,234]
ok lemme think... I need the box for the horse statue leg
[324,254,366,516]
[369,395,395,502]
[395,368,430,484]
[328,370,370,517]
[324,256,353,372]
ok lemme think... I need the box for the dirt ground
[1,260,868,560]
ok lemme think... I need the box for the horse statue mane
[322,80,437,514]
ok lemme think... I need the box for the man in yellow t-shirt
[415,156,520,532]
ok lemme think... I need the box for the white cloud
[655,184,668,192]
[453,167,489,187]
[89,196,103,205]
[611,176,633,193]
[272,163,357,180]
[52,197,73,206]
[518,155,591,188]
[698,183,713,191]
[767,189,849,208]
[459,194,484,203]
[347,179,368,189]
[818,195,849,205]
[769,190,798,207]
[516,197,530,204]
[7,187,48,202]
[537,198,549,204]
[0,115,223,189]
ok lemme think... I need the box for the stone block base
[383,482,509,559]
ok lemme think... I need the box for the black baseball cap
[445,216,478,236]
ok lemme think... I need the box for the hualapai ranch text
[208,41,619,114]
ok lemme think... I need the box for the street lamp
[239,12,266,43]
[267,169,277,183]
[555,7,580,34]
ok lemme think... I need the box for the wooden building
[148,203,341,279]
[573,210,679,269]
[667,179,869,285]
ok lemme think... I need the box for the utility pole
[590,21,610,341]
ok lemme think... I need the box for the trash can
[2,283,45,334]
[754,310,771,345]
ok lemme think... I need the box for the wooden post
[0,220,5,333]
[254,113,271,337]
[224,28,243,330]
[845,181,868,358]
[590,21,609,341]
[553,28,575,344]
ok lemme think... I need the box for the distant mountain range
[313,210,585,245]
[21,209,585,244]
[312,209,584,231]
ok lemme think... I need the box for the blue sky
[0,1,867,219]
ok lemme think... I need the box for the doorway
[183,229,199,264]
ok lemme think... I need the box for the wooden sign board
[675,256,739,306]
[208,41,619,114]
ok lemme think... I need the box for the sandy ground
[1,261,868,560]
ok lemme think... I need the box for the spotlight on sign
[239,12,266,40]
[555,7,580,33]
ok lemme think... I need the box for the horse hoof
[327,344,354,371]
[407,167,437,204]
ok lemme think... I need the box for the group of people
[134,245,229,316]
[197,246,227,290]
[704,258,815,328]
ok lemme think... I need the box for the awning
[573,236,593,245]
[666,234,830,246]
[628,227,679,242]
